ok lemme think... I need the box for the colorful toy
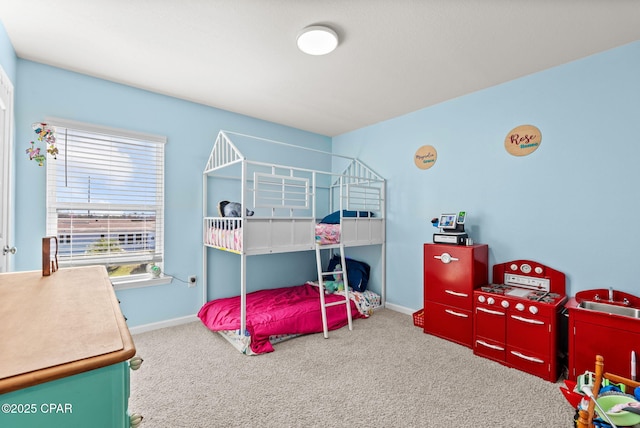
[577,370,626,394]
[146,263,161,278]
[559,379,583,408]
[25,142,45,166]
[321,260,345,293]
[26,122,57,166]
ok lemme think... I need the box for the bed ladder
[315,242,353,339]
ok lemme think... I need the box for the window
[46,119,165,282]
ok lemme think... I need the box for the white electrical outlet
[187,275,197,287]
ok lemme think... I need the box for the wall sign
[414,145,437,170]
[504,125,541,156]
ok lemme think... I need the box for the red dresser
[423,243,489,347]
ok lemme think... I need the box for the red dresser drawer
[424,244,488,311]
[423,301,473,348]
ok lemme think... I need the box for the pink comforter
[197,283,363,354]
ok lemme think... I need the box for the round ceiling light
[297,25,339,55]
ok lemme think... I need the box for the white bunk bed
[200,131,386,353]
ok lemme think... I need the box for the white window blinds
[45,119,165,274]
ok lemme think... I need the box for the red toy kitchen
[472,260,567,382]
[423,243,640,385]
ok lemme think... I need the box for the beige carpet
[129,309,576,427]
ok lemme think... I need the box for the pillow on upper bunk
[320,210,374,224]
[325,255,371,292]
[218,201,255,217]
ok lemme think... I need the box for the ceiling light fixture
[297,25,339,56]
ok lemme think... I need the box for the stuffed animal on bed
[218,200,254,217]
[323,280,344,293]
[322,263,344,293]
[325,255,370,292]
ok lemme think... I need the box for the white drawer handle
[444,309,468,318]
[445,289,468,298]
[129,356,144,370]
[510,350,544,364]
[477,307,505,316]
[433,253,459,264]
[511,315,544,325]
[130,413,144,428]
[476,340,505,351]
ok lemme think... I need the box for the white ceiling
[1,1,640,136]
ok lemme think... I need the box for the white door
[0,65,15,272]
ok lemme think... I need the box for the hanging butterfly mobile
[26,122,58,166]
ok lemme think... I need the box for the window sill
[111,275,173,290]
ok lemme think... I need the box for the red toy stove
[473,260,567,382]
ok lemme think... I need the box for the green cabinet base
[0,362,130,428]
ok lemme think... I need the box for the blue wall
[10,59,330,327]
[334,41,640,311]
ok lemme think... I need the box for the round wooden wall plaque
[414,145,437,169]
[504,125,542,156]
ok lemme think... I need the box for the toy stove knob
[501,300,510,308]
[478,295,486,303]
[487,297,495,305]
[520,263,532,274]
[529,305,539,315]
[515,303,525,311]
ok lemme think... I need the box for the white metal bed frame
[202,130,386,337]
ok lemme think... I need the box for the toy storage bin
[413,309,424,327]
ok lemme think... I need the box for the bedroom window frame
[45,118,168,288]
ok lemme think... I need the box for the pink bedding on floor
[197,283,363,354]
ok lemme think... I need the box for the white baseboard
[129,314,199,335]
[384,302,416,315]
